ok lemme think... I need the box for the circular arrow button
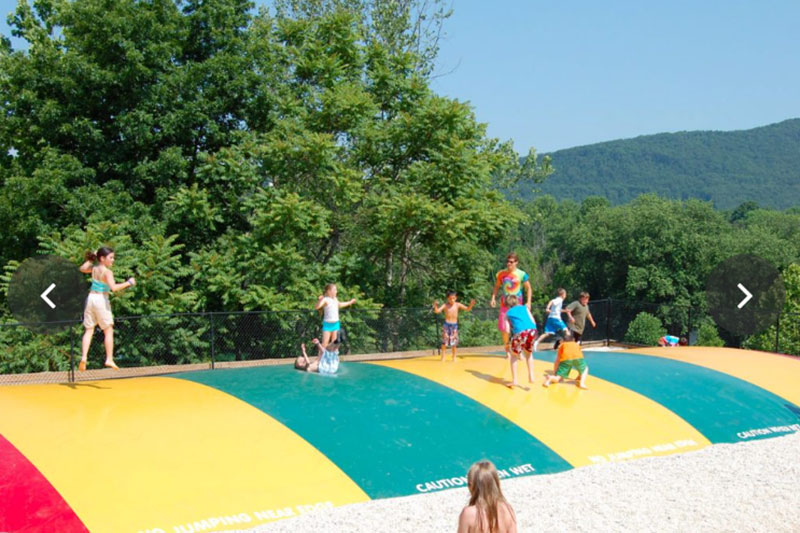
[8,255,86,333]
[706,254,785,337]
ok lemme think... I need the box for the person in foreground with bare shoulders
[458,460,517,533]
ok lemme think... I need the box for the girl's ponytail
[86,247,113,263]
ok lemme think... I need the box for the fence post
[433,310,441,356]
[210,312,216,370]
[775,313,780,354]
[69,323,76,383]
[605,299,612,346]
[687,307,692,341]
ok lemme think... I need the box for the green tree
[744,264,800,356]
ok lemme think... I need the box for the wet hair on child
[85,247,114,263]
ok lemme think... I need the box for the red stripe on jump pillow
[0,434,88,533]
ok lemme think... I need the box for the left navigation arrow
[40,283,56,309]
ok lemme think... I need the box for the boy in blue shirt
[503,294,538,388]
[658,335,688,347]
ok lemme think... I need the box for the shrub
[624,312,666,346]
[696,322,725,347]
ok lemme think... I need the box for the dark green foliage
[0,0,546,314]
[518,119,800,210]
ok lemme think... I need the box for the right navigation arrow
[737,283,753,309]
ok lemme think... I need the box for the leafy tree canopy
[0,0,550,318]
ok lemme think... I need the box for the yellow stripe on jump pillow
[372,355,710,467]
[0,377,368,533]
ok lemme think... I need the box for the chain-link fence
[0,308,453,384]
[2,301,797,384]
[595,298,798,355]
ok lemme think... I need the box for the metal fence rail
[1,299,797,384]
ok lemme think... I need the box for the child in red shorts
[503,294,538,388]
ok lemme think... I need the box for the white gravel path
[240,431,800,533]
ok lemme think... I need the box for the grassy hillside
[519,119,800,209]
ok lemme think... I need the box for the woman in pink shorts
[490,252,532,357]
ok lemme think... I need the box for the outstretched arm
[339,298,356,309]
[311,338,325,358]
[458,299,476,312]
[300,343,312,366]
[432,300,445,313]
[102,269,135,293]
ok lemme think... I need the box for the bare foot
[104,361,119,370]
[578,384,589,390]
[506,382,516,389]
[78,360,87,372]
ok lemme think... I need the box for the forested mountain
[519,119,800,209]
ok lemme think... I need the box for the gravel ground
[240,431,800,533]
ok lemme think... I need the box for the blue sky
[430,1,800,152]
[3,0,799,153]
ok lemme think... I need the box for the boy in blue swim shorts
[534,288,572,352]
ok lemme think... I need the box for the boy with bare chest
[433,291,476,362]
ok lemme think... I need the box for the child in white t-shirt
[534,288,572,352]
